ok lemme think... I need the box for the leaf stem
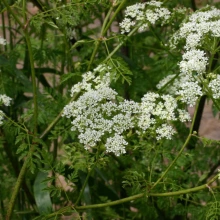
[74,168,93,207]
[24,30,38,135]
[103,25,140,63]
[6,146,36,220]
[102,0,127,35]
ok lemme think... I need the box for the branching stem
[75,174,218,210]
[87,0,127,70]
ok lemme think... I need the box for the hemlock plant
[0,0,220,219]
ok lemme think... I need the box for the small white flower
[185,33,202,50]
[105,134,127,156]
[209,75,220,99]
[0,94,12,106]
[176,81,203,107]
[156,123,176,140]
[177,109,191,122]
[179,49,208,75]
[119,1,170,34]
[170,6,220,50]
[119,18,136,34]
[0,37,7,45]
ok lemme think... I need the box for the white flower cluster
[209,75,220,99]
[0,94,12,106]
[157,74,203,107]
[170,6,220,77]
[156,124,176,140]
[179,49,208,75]
[63,71,191,155]
[157,6,220,107]
[63,68,139,156]
[119,1,170,34]
[0,94,12,125]
[0,36,7,46]
[170,6,220,50]
[70,65,112,97]
[176,80,203,107]
[138,92,191,140]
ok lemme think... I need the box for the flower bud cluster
[119,1,170,34]
[63,67,191,156]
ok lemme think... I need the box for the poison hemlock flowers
[119,1,171,34]
[209,75,220,99]
[0,36,7,46]
[0,94,12,125]
[0,94,12,106]
[62,67,191,156]
[179,49,208,75]
[157,6,220,107]
[62,66,138,156]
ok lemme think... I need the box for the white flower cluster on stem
[63,66,138,156]
[0,94,12,125]
[63,67,191,156]
[157,6,220,106]
[170,6,220,50]
[209,75,220,99]
[179,49,208,75]
[0,94,12,106]
[157,74,203,107]
[119,0,170,34]
[138,92,191,139]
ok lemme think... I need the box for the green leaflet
[33,171,53,215]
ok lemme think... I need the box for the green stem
[24,31,38,135]
[102,0,127,35]
[151,97,201,190]
[87,40,100,71]
[103,25,140,63]
[75,145,103,206]
[6,146,35,220]
[2,0,23,27]
[74,168,93,207]
[87,0,127,71]
[100,5,114,36]
[75,174,218,210]
[1,9,7,52]
[3,0,38,134]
